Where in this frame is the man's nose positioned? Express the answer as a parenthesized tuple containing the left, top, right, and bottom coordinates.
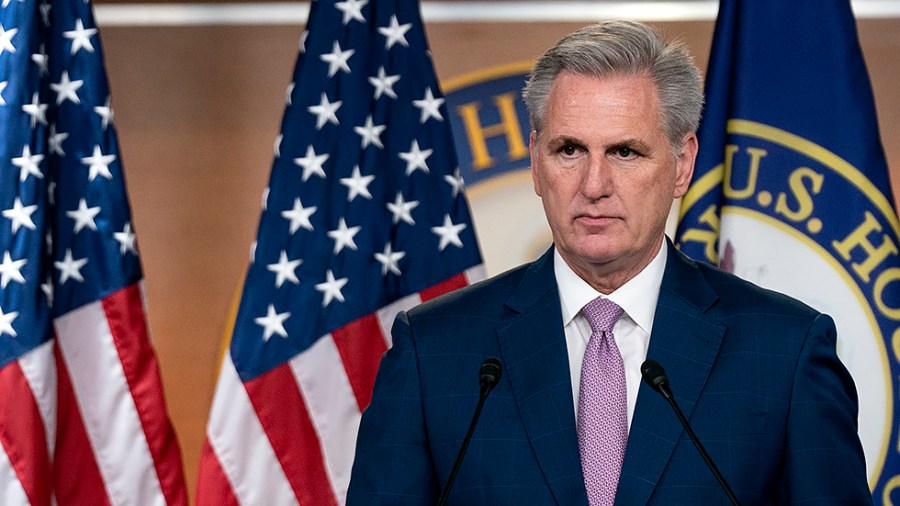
(581, 156, 613, 199)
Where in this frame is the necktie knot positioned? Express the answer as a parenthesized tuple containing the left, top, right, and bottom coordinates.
(582, 297, 623, 335)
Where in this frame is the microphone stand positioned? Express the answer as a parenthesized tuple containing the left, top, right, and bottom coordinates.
(436, 358, 501, 506)
(641, 360, 741, 506)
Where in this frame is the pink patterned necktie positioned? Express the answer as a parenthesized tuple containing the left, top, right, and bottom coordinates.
(578, 297, 627, 506)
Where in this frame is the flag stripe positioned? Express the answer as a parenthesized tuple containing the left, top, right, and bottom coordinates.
(244, 365, 338, 506)
(330, 315, 388, 410)
(53, 343, 112, 506)
(290, 335, 362, 503)
(55, 298, 165, 506)
(0, 441, 31, 506)
(101, 284, 188, 506)
(465, 265, 487, 286)
(0, 360, 51, 506)
(202, 355, 295, 505)
(195, 440, 241, 506)
(17, 341, 56, 467)
(419, 272, 469, 302)
(375, 293, 424, 349)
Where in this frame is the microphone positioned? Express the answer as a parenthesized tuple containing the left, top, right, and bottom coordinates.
(640, 360, 742, 506)
(436, 357, 502, 506)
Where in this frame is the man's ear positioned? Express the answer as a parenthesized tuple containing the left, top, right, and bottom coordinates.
(673, 132, 698, 198)
(530, 130, 542, 197)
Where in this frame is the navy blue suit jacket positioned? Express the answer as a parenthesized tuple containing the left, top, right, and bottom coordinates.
(347, 244, 871, 504)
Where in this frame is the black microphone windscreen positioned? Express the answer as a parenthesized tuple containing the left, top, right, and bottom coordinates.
(479, 357, 502, 390)
(640, 359, 668, 393)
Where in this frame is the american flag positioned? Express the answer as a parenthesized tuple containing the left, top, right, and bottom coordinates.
(195, 0, 484, 504)
(0, 0, 188, 504)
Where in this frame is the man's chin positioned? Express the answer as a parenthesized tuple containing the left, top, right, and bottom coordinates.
(560, 245, 622, 270)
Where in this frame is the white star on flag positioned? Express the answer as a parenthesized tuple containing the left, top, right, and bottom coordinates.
(50, 70, 83, 105)
(0, 251, 27, 288)
(274, 134, 283, 157)
(294, 145, 329, 181)
(285, 82, 295, 106)
(299, 31, 308, 53)
(281, 197, 317, 234)
(307, 92, 342, 129)
(354, 115, 386, 149)
(114, 223, 138, 255)
(267, 250, 302, 288)
(315, 269, 348, 307)
(2, 197, 38, 234)
(48, 124, 69, 155)
(413, 87, 445, 123)
(0, 306, 18, 338)
(12, 145, 44, 182)
(378, 14, 411, 49)
(39, 2, 50, 27)
(386, 192, 418, 225)
(63, 19, 97, 54)
(93, 96, 114, 130)
(254, 304, 290, 342)
(327, 217, 361, 254)
(432, 214, 467, 251)
(55, 248, 88, 284)
(335, 0, 368, 24)
(40, 278, 53, 307)
(261, 188, 270, 211)
(369, 67, 400, 100)
(0, 24, 17, 56)
(444, 168, 465, 198)
(339, 165, 375, 201)
(374, 242, 405, 276)
(0, 81, 7, 105)
(22, 92, 48, 127)
(320, 41, 354, 78)
(31, 46, 48, 76)
(80, 144, 116, 181)
(66, 198, 101, 233)
(399, 139, 432, 175)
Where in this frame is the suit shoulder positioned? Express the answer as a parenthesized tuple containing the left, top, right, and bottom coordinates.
(408, 262, 532, 319)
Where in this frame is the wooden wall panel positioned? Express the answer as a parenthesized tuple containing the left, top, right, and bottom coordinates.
(98, 17, 900, 497)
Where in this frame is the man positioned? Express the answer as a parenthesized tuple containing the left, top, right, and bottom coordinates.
(347, 21, 871, 504)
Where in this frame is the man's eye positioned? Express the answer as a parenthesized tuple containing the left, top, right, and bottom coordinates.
(559, 144, 578, 156)
(614, 146, 635, 158)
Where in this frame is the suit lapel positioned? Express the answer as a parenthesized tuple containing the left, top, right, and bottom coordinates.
(615, 244, 726, 505)
(497, 249, 589, 505)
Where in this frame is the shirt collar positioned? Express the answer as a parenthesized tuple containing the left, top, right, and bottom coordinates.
(554, 240, 667, 334)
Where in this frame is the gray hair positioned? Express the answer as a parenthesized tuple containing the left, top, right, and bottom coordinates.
(522, 21, 703, 146)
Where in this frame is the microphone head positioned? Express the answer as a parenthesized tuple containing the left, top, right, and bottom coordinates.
(640, 359, 669, 394)
(479, 357, 502, 392)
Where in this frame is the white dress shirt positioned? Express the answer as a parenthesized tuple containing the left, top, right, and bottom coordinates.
(554, 240, 667, 430)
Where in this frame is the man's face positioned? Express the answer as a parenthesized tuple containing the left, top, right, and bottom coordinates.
(530, 71, 697, 292)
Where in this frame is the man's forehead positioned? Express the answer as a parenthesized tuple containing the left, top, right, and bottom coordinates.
(538, 74, 664, 134)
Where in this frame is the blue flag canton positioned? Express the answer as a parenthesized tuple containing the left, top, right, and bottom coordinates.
(0, 0, 141, 368)
(230, 0, 482, 381)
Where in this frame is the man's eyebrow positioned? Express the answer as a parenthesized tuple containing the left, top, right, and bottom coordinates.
(608, 138, 653, 152)
(546, 135, 585, 147)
